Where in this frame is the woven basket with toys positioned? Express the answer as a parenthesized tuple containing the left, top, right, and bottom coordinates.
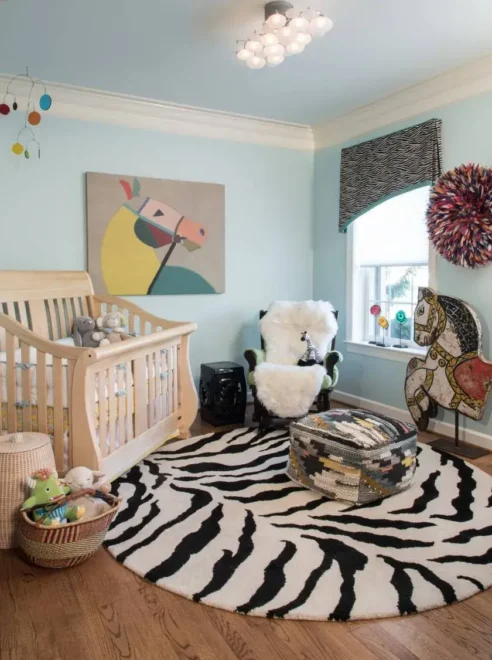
(18, 467, 120, 568)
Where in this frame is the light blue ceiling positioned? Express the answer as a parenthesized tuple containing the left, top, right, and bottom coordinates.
(0, 0, 491, 125)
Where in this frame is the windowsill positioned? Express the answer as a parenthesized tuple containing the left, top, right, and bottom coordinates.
(345, 340, 426, 363)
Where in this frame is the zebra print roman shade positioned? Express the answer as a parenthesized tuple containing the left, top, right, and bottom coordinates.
(339, 119, 442, 233)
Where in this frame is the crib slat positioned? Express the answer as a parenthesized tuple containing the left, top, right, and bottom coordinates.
(63, 298, 76, 337)
(117, 366, 125, 448)
(37, 351, 47, 433)
(46, 299, 58, 340)
(155, 350, 162, 422)
(18, 302, 29, 330)
(6, 304, 18, 349)
(134, 356, 148, 436)
(177, 345, 181, 409)
(98, 370, 107, 458)
(29, 300, 49, 338)
(108, 366, 117, 454)
(166, 349, 172, 418)
(6, 332, 16, 433)
(52, 356, 64, 469)
(128, 313, 136, 336)
(20, 342, 32, 432)
(147, 354, 154, 427)
(67, 359, 75, 469)
(126, 360, 133, 444)
(173, 345, 179, 414)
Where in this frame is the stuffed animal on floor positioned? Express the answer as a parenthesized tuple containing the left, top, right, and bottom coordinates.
(21, 468, 85, 526)
(72, 316, 100, 348)
(297, 331, 324, 367)
(93, 312, 132, 346)
(63, 466, 112, 520)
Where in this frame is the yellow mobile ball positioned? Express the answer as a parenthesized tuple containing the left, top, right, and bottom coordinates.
(12, 142, 24, 155)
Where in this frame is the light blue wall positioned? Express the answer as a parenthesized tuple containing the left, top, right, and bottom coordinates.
(313, 90, 492, 435)
(0, 117, 314, 381)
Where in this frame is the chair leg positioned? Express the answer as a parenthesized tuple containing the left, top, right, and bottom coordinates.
(317, 390, 331, 412)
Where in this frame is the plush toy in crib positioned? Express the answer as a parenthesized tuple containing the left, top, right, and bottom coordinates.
(63, 466, 112, 519)
(72, 316, 101, 348)
(21, 468, 85, 526)
(93, 312, 132, 346)
(297, 331, 324, 367)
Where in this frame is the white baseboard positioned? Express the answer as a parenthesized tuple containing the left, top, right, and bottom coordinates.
(332, 389, 492, 452)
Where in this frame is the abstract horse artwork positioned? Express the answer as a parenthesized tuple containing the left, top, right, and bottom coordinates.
(87, 173, 225, 296)
(405, 287, 492, 431)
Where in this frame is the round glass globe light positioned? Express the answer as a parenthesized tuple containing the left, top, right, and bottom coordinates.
(264, 43, 285, 57)
(261, 32, 279, 46)
(309, 15, 333, 34)
(266, 12, 287, 29)
(286, 41, 304, 55)
(267, 54, 285, 67)
(276, 25, 296, 45)
(236, 48, 252, 62)
(245, 38, 263, 53)
(247, 55, 266, 69)
(289, 16, 309, 33)
(295, 32, 312, 46)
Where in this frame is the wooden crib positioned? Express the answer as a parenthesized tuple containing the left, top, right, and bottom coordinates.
(0, 271, 198, 480)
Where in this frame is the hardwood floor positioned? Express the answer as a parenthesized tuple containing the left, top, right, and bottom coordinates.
(2, 404, 492, 660)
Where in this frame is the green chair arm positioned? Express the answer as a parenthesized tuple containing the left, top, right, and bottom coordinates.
(244, 348, 266, 373)
(324, 350, 343, 385)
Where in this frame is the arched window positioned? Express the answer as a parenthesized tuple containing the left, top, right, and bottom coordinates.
(348, 185, 435, 350)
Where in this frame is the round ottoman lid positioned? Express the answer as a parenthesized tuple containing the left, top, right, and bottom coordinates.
(291, 409, 416, 450)
(0, 432, 52, 454)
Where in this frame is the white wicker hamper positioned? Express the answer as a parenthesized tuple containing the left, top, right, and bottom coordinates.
(0, 432, 56, 549)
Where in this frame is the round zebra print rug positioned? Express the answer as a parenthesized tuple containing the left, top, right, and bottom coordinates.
(105, 427, 492, 621)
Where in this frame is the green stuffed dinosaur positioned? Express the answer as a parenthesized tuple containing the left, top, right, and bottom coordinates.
(21, 468, 85, 526)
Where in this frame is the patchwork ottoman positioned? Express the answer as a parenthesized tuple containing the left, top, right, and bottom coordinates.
(288, 409, 417, 504)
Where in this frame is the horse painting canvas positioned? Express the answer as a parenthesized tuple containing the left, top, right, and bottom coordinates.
(87, 173, 225, 296)
(405, 287, 492, 430)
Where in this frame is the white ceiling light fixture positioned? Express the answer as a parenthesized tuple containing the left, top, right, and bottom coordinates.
(236, 1, 333, 69)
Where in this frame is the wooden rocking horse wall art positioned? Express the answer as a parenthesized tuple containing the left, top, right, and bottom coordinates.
(405, 287, 492, 458)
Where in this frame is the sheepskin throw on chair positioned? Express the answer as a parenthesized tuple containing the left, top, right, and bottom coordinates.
(254, 301, 338, 418)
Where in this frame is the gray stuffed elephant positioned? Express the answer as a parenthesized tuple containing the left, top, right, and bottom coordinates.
(72, 316, 100, 348)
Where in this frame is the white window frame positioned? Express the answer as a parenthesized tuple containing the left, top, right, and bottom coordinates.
(345, 200, 437, 364)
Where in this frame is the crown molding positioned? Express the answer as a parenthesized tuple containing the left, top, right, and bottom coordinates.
(2, 53, 491, 153)
(313, 53, 492, 150)
(0, 74, 314, 151)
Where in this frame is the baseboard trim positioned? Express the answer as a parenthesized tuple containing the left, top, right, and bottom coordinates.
(332, 389, 492, 452)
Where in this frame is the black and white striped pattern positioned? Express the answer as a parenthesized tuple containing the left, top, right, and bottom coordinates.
(339, 119, 442, 232)
(105, 427, 492, 621)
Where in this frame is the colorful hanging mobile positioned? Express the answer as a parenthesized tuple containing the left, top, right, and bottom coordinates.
(378, 315, 389, 347)
(427, 163, 492, 268)
(1, 67, 52, 159)
(369, 304, 382, 345)
(393, 309, 409, 349)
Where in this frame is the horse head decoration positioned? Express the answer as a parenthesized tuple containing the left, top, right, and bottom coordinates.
(405, 287, 492, 430)
(101, 178, 209, 295)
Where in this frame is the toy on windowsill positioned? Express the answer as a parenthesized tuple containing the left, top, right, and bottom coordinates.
(378, 316, 389, 347)
(20, 468, 85, 526)
(369, 304, 387, 346)
(93, 312, 132, 346)
(297, 331, 324, 367)
(63, 467, 112, 520)
(393, 310, 409, 349)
